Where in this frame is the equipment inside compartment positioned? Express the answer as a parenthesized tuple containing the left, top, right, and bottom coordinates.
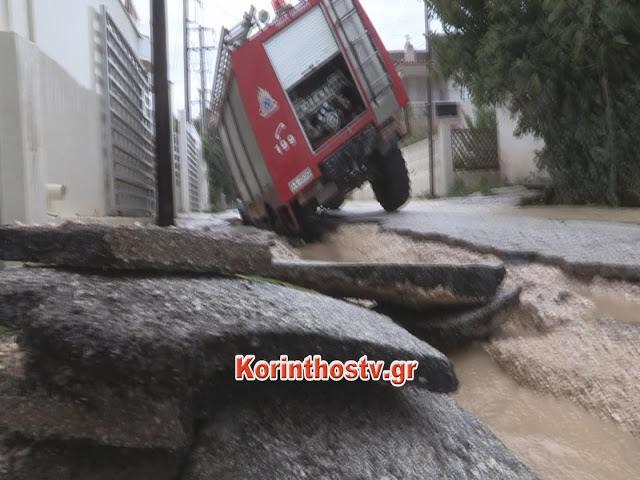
(287, 55, 366, 151)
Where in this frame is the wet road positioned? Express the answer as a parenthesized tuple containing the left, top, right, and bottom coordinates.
(328, 191, 640, 278)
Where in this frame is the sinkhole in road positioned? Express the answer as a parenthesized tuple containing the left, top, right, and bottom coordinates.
(274, 223, 640, 480)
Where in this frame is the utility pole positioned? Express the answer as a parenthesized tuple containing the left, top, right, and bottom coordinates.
(152, 0, 175, 226)
(187, 25, 215, 137)
(183, 0, 191, 123)
(184, 0, 215, 135)
(199, 26, 207, 137)
(425, 1, 435, 197)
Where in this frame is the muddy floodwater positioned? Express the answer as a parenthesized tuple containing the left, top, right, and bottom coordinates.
(277, 222, 640, 480)
(450, 345, 640, 480)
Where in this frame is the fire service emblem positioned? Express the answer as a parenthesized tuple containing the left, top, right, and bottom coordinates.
(258, 87, 279, 118)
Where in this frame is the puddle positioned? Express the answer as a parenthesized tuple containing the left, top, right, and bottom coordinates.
(450, 345, 640, 480)
(581, 289, 640, 325)
(499, 205, 640, 225)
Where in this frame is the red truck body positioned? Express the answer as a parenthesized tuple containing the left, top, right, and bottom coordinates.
(212, 0, 410, 235)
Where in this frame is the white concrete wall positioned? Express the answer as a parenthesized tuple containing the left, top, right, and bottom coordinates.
(496, 106, 545, 183)
(0, 0, 149, 224)
(0, 1, 7, 30)
(0, 32, 106, 223)
(0, 32, 46, 223)
(351, 182, 375, 201)
(0, 0, 32, 38)
(403, 138, 430, 197)
(29, 0, 140, 90)
(2, 0, 141, 89)
(200, 158, 210, 212)
(433, 118, 457, 197)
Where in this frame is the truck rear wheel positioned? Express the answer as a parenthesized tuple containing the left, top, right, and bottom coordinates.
(370, 146, 410, 212)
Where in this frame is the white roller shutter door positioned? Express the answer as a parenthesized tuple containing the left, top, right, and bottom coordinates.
(264, 7, 340, 90)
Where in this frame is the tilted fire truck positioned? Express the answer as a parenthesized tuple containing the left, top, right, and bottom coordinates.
(211, 0, 411, 237)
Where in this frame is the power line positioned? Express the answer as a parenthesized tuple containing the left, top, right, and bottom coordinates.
(184, 0, 216, 136)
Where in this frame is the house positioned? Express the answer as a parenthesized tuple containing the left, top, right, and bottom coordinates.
(389, 38, 474, 118)
(0, 0, 208, 224)
(352, 37, 542, 200)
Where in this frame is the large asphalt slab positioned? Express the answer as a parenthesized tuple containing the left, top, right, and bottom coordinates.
(332, 199, 640, 280)
(269, 260, 506, 308)
(0, 222, 274, 275)
(183, 381, 536, 480)
(0, 267, 457, 394)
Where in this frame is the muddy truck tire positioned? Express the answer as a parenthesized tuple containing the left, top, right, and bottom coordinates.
(370, 146, 411, 212)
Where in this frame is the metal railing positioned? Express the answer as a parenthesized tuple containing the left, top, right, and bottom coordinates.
(101, 6, 156, 216)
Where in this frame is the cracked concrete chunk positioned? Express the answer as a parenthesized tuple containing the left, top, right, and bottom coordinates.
(269, 260, 506, 308)
(182, 382, 536, 480)
(0, 223, 273, 275)
(379, 288, 522, 350)
(0, 268, 457, 394)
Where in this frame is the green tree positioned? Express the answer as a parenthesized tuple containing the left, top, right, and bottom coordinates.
(427, 0, 640, 206)
(202, 136, 235, 212)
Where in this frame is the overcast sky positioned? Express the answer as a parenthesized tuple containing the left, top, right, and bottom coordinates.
(133, 0, 429, 113)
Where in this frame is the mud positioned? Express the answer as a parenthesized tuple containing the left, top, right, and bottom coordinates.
(451, 345, 640, 480)
(293, 224, 500, 265)
(273, 223, 640, 479)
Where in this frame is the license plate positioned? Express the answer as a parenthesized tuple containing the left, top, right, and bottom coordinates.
(289, 168, 314, 193)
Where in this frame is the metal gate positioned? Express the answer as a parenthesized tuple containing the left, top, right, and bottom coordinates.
(451, 128, 499, 170)
(101, 6, 156, 216)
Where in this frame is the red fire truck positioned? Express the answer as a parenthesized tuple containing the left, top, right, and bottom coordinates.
(211, 0, 411, 237)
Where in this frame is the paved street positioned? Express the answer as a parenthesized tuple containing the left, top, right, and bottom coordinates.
(329, 188, 640, 279)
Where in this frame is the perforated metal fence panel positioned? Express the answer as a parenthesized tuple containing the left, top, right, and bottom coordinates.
(186, 126, 202, 212)
(173, 126, 183, 212)
(101, 6, 156, 216)
(452, 128, 499, 171)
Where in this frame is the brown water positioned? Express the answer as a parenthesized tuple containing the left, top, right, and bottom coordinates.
(450, 345, 640, 480)
(583, 290, 640, 325)
(285, 224, 640, 479)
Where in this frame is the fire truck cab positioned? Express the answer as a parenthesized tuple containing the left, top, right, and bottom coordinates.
(211, 0, 411, 237)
